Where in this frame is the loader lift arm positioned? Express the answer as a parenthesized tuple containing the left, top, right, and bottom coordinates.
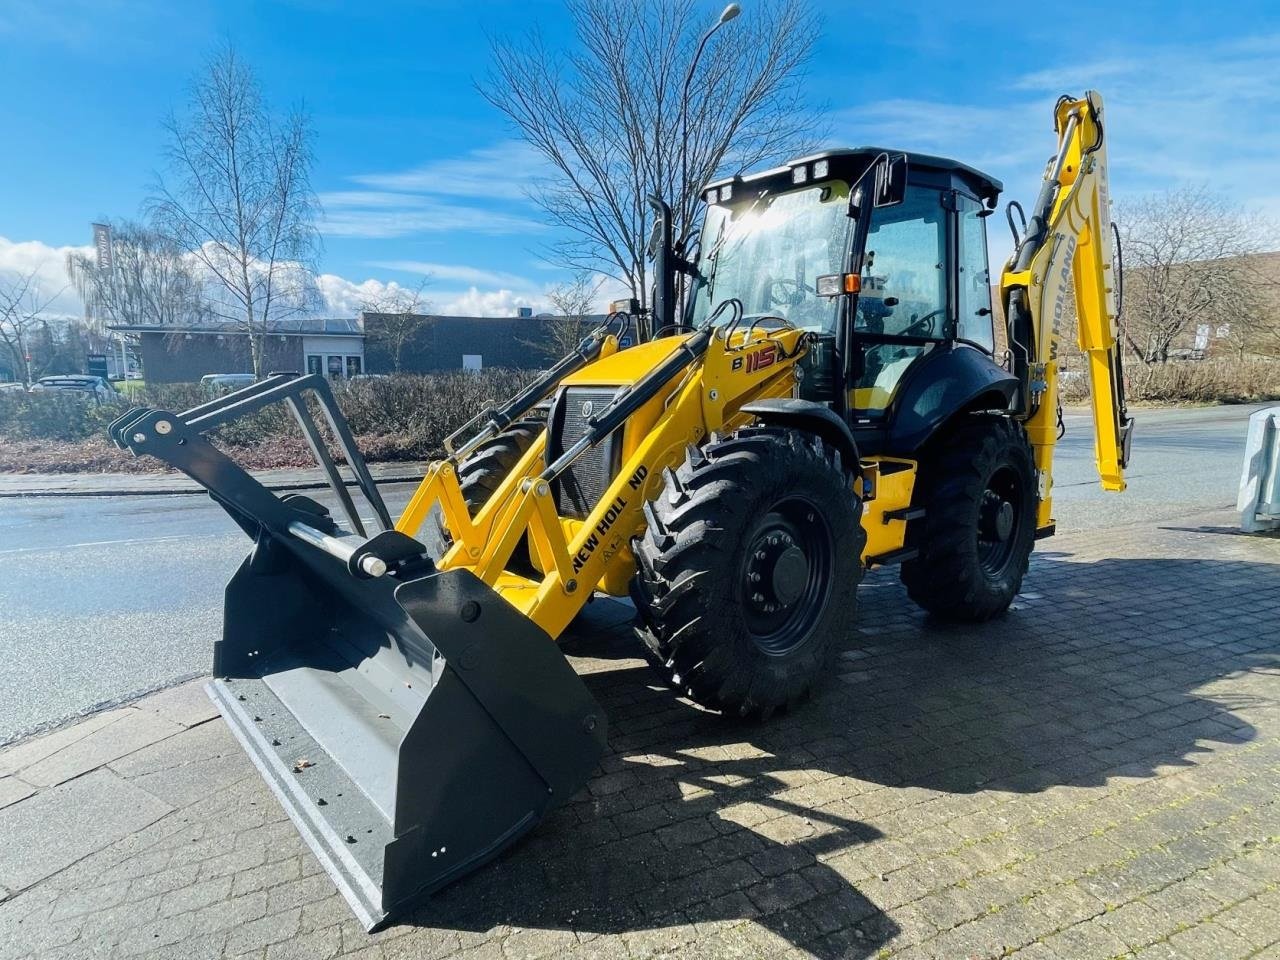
(1000, 90, 1133, 530)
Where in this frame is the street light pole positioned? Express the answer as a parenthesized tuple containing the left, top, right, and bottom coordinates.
(679, 3, 741, 246)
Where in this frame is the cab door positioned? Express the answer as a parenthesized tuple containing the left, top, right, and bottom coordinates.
(848, 184, 950, 419)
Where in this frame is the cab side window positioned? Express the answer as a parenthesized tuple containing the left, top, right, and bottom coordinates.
(956, 194, 995, 351)
(856, 187, 946, 339)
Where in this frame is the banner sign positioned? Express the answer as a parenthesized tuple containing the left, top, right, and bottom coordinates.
(92, 223, 113, 271)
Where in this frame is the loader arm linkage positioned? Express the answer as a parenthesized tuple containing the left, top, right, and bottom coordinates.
(399, 322, 804, 638)
(1001, 90, 1133, 527)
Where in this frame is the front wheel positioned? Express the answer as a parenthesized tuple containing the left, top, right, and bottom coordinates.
(439, 419, 542, 570)
(631, 427, 865, 719)
(900, 416, 1037, 621)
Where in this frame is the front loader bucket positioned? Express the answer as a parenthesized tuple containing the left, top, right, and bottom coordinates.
(209, 536, 607, 930)
(108, 379, 606, 930)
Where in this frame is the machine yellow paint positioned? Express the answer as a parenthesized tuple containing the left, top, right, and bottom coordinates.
(1000, 92, 1129, 531)
(396, 323, 898, 641)
(396, 91, 1127, 652)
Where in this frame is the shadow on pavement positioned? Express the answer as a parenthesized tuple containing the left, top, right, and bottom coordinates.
(401, 554, 1276, 958)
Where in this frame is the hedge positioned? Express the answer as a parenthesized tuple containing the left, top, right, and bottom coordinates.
(0, 370, 543, 458)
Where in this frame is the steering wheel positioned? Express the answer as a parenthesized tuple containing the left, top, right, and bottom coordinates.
(766, 278, 812, 307)
(904, 308, 945, 338)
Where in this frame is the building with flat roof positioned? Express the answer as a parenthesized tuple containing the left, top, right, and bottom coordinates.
(106, 318, 365, 383)
(107, 311, 619, 383)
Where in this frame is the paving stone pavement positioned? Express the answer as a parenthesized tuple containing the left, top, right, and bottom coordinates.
(1, 509, 1278, 959)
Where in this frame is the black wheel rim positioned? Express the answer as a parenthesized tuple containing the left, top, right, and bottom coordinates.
(976, 464, 1024, 577)
(740, 496, 835, 656)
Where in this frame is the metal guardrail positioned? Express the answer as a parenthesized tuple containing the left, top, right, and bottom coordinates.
(1238, 406, 1280, 533)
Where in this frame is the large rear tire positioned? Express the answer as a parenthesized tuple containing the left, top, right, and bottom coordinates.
(631, 427, 865, 719)
(900, 416, 1037, 622)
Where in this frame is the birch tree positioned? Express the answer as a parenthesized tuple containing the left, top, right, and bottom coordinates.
(149, 45, 321, 376)
(360, 279, 433, 373)
(0, 265, 63, 384)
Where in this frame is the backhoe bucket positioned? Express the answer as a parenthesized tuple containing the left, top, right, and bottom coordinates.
(209, 536, 607, 930)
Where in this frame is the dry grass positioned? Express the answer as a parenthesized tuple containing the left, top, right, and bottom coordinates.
(1058, 358, 1279, 405)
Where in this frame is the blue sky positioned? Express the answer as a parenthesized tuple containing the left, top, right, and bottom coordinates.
(1, 0, 1277, 318)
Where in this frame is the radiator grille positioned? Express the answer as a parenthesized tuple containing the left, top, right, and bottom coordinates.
(552, 387, 622, 520)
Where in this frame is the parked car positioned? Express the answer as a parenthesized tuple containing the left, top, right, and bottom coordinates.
(200, 373, 256, 393)
(29, 375, 119, 403)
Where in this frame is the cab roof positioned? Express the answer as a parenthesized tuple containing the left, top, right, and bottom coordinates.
(705, 147, 1003, 207)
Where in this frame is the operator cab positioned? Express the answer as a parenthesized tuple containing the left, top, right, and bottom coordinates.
(692, 148, 1012, 456)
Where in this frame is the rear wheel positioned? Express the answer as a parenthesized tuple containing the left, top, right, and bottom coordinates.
(900, 416, 1037, 621)
(631, 427, 865, 719)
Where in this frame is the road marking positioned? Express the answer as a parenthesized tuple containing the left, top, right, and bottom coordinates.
(0, 534, 217, 557)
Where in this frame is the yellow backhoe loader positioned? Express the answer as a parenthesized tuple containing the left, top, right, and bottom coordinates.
(112, 91, 1131, 930)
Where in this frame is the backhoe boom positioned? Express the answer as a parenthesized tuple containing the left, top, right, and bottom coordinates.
(1001, 90, 1133, 528)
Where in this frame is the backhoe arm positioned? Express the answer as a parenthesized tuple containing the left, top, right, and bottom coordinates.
(1001, 90, 1133, 527)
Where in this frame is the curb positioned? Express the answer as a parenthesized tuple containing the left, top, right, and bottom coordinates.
(0, 472, 425, 499)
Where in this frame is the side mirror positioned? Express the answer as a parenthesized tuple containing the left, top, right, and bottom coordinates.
(848, 153, 908, 218)
(873, 153, 908, 207)
(646, 218, 663, 259)
(646, 194, 675, 337)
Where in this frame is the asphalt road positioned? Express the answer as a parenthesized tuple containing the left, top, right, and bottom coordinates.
(0, 402, 1270, 744)
(1052, 402, 1264, 532)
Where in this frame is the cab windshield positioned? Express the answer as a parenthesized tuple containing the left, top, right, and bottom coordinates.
(689, 183, 851, 333)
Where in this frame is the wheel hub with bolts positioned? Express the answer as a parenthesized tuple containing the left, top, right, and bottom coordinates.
(740, 500, 834, 656)
(746, 528, 809, 613)
(979, 489, 1015, 542)
(975, 463, 1025, 577)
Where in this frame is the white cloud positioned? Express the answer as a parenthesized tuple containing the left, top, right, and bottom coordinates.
(1, 238, 632, 352)
(0, 236, 90, 320)
(319, 201, 545, 239)
(320, 140, 553, 241)
(368, 260, 533, 288)
(2, 233, 591, 325)
(314, 274, 424, 316)
(349, 141, 546, 200)
(435, 287, 549, 317)
(315, 273, 551, 318)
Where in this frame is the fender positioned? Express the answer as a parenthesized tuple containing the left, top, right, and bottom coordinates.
(887, 343, 1020, 454)
(740, 398, 860, 468)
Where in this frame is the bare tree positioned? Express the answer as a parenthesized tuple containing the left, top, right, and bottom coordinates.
(360, 279, 433, 373)
(1118, 185, 1275, 363)
(527, 273, 603, 361)
(482, 0, 819, 308)
(149, 45, 321, 376)
(66, 220, 206, 334)
(0, 265, 64, 384)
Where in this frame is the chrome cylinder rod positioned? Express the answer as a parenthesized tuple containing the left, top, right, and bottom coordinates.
(288, 521, 387, 578)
